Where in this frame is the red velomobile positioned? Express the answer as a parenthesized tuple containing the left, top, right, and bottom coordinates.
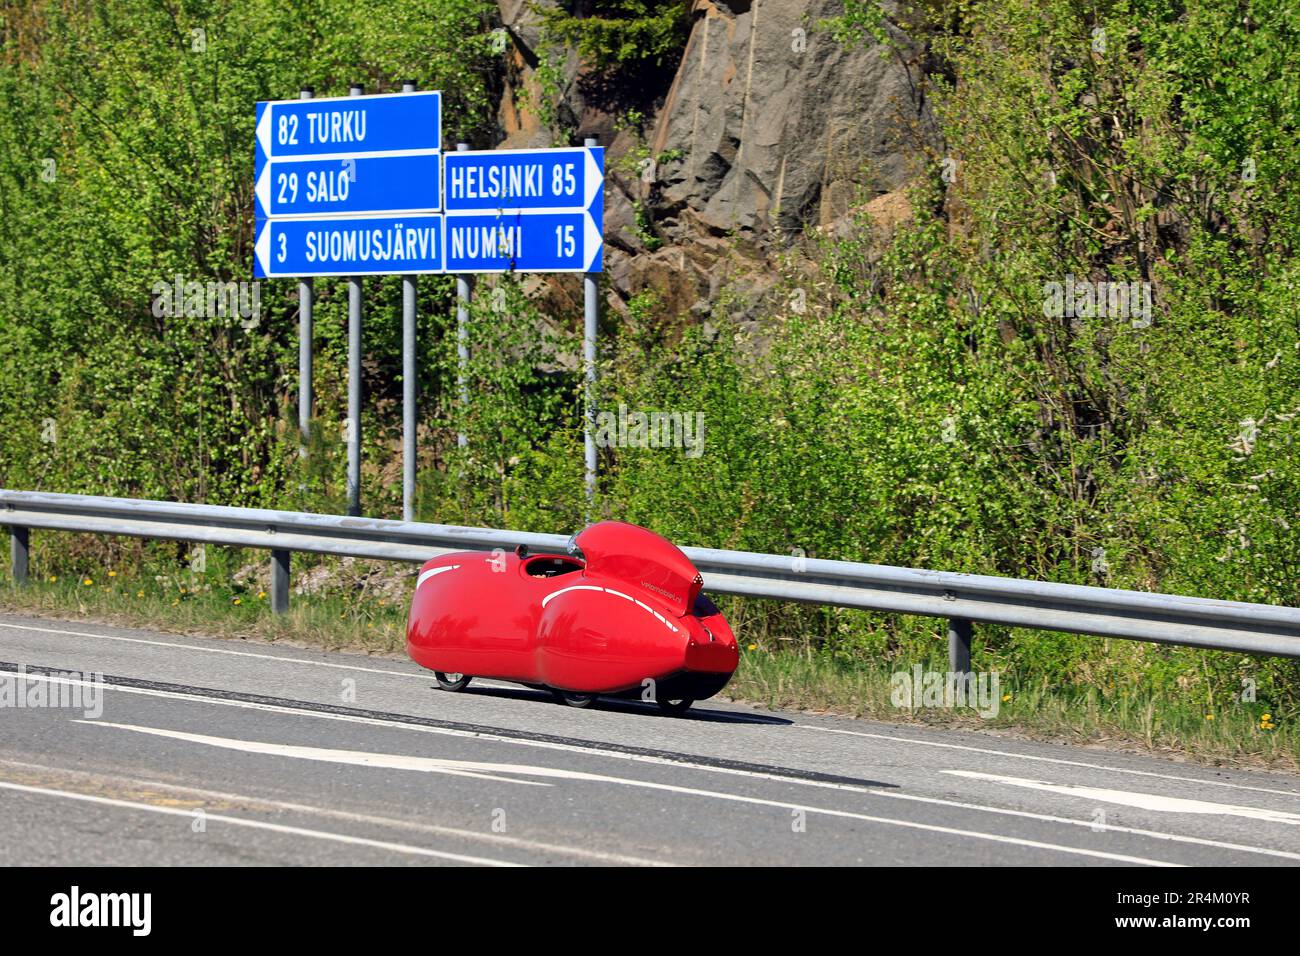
(406, 521, 738, 715)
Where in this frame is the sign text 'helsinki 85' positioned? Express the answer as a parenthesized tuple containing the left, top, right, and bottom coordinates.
(253, 90, 604, 278)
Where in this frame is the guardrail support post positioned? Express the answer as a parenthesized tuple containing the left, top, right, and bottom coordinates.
(271, 549, 290, 615)
(948, 617, 972, 676)
(10, 526, 29, 586)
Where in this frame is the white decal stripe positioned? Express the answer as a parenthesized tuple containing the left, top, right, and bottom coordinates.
(416, 565, 460, 589)
(540, 585, 677, 632)
(539, 585, 604, 608)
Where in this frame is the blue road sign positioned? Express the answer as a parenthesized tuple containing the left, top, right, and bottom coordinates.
(255, 91, 441, 159)
(443, 147, 603, 273)
(443, 210, 600, 273)
(254, 214, 443, 278)
(255, 153, 441, 218)
(444, 147, 601, 212)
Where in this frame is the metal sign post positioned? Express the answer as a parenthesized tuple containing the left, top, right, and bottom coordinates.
(345, 84, 364, 516)
(401, 81, 418, 521)
(583, 137, 600, 507)
(455, 143, 471, 450)
(297, 87, 314, 456)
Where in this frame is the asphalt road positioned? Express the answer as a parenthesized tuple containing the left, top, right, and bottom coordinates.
(0, 610, 1297, 867)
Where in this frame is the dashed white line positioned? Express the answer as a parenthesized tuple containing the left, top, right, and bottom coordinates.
(799, 724, 1300, 799)
(945, 771, 1300, 825)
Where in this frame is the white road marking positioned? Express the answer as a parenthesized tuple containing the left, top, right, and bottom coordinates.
(0, 757, 672, 866)
(83, 721, 1179, 866)
(3, 620, 1284, 808)
(800, 724, 1300, 799)
(0, 620, 519, 690)
(945, 771, 1300, 825)
(0, 779, 520, 866)
(8, 669, 1295, 861)
(0, 620, 426, 678)
(77, 720, 552, 787)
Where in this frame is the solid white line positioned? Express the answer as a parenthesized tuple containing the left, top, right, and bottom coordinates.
(0, 620, 427, 679)
(0, 780, 520, 866)
(81, 721, 1179, 867)
(0, 756, 671, 867)
(0, 620, 523, 692)
(799, 724, 1300, 799)
(8, 669, 1290, 861)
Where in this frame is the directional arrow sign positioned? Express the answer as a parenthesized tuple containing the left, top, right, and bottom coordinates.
(255, 91, 441, 160)
(443, 146, 603, 273)
(444, 146, 602, 212)
(255, 153, 441, 218)
(443, 210, 600, 273)
(254, 214, 443, 278)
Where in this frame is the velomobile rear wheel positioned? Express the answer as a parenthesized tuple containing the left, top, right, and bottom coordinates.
(656, 697, 695, 717)
(435, 672, 472, 692)
(552, 689, 598, 708)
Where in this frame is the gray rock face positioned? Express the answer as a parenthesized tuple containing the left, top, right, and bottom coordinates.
(649, 0, 934, 243)
(492, 0, 935, 318)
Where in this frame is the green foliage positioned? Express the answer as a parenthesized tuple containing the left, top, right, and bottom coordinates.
(587, 0, 1300, 724)
(1, 0, 1297, 742)
(534, 1, 691, 70)
(0, 0, 497, 514)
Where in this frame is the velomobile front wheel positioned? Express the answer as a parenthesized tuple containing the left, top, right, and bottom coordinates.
(435, 672, 472, 692)
(552, 689, 598, 708)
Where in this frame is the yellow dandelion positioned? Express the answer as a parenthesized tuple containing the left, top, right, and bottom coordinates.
(47, 575, 57, 583)
(257, 591, 266, 599)
(1261, 713, 1272, 721)
(1002, 694, 1012, 702)
(82, 577, 93, 586)
(232, 597, 242, 605)
(107, 570, 116, 578)
(747, 643, 758, 651)
(1205, 713, 1215, 721)
(136, 590, 144, 598)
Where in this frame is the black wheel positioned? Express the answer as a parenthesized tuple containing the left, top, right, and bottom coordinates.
(435, 671, 472, 692)
(552, 689, 598, 708)
(656, 697, 695, 717)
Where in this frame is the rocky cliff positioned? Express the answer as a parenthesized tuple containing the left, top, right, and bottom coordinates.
(494, 1, 936, 323)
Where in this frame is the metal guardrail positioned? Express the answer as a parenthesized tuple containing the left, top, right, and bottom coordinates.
(3, 489, 1300, 669)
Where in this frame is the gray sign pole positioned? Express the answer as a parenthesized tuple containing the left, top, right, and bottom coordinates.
(455, 142, 471, 449)
(346, 83, 364, 516)
(401, 81, 419, 521)
(297, 87, 314, 455)
(583, 137, 600, 507)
